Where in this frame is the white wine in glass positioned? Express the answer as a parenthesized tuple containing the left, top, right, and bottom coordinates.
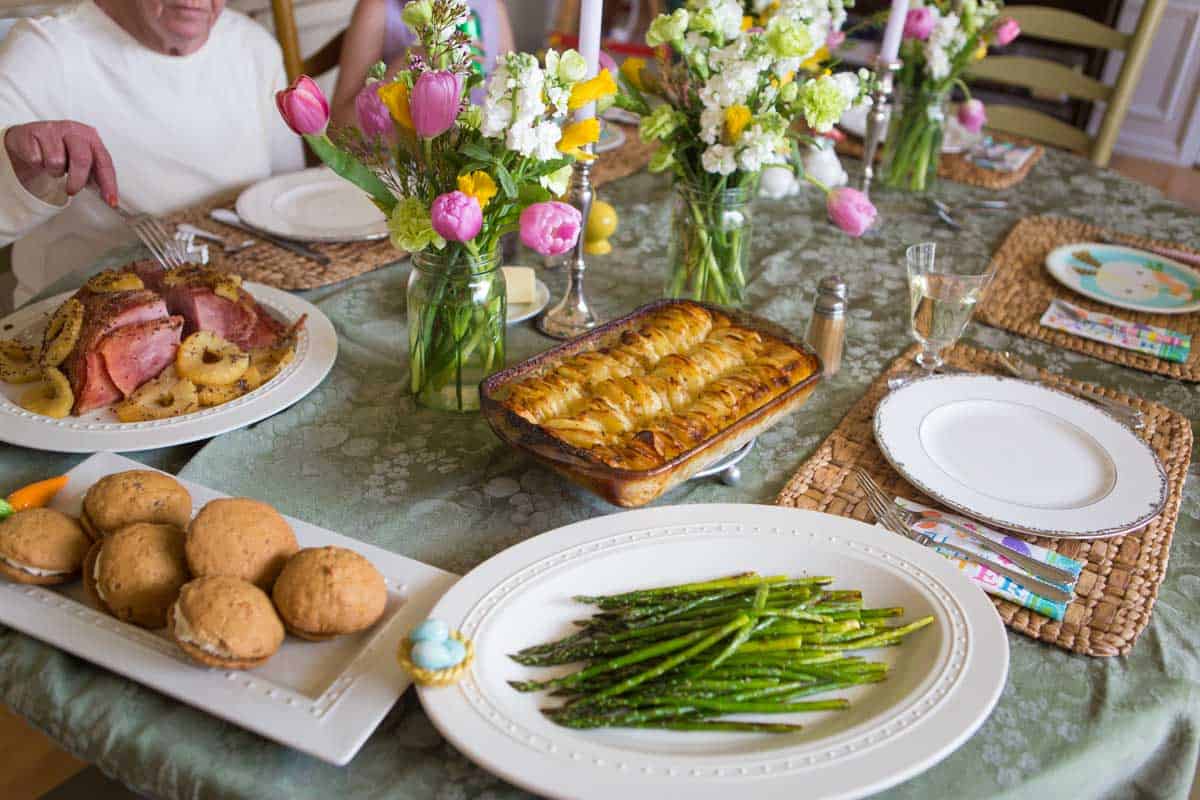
(906, 243, 993, 371)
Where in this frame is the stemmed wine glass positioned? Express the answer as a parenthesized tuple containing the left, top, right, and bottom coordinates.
(905, 242, 994, 374)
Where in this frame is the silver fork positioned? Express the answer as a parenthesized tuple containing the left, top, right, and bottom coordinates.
(115, 206, 188, 269)
(996, 351, 1145, 431)
(854, 468, 1074, 602)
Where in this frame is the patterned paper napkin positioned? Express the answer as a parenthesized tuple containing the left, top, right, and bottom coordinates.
(895, 499, 1084, 621)
(1041, 299, 1192, 363)
(966, 136, 1038, 172)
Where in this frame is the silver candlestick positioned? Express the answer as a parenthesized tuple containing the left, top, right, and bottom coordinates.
(859, 58, 901, 197)
(537, 143, 599, 339)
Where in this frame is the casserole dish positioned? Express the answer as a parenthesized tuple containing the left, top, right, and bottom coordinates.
(480, 300, 823, 507)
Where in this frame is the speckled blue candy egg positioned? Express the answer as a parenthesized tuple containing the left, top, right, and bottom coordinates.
(410, 618, 449, 644)
(441, 637, 467, 667)
(411, 640, 455, 670)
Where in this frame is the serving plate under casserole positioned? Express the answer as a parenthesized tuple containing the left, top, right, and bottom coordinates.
(480, 300, 823, 506)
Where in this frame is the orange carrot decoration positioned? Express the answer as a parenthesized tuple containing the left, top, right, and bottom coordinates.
(7, 475, 69, 512)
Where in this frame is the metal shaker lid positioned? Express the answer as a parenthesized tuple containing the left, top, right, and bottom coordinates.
(814, 275, 847, 316)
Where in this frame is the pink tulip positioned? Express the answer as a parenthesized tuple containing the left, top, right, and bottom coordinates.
(356, 82, 393, 139)
(957, 99, 987, 134)
(519, 201, 581, 256)
(993, 17, 1020, 46)
(430, 191, 482, 242)
(276, 75, 330, 136)
(826, 30, 846, 50)
(827, 187, 876, 237)
(599, 51, 618, 76)
(410, 70, 463, 139)
(903, 7, 937, 41)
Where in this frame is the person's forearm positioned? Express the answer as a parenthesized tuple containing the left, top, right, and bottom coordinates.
(0, 127, 67, 245)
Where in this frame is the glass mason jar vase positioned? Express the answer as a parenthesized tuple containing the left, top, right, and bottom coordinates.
(406, 248, 506, 412)
(665, 182, 753, 307)
(879, 87, 948, 194)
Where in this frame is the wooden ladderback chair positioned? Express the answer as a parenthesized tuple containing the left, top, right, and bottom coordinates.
(271, 0, 346, 82)
(965, 2, 1167, 167)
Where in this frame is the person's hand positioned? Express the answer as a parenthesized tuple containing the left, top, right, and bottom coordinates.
(4, 121, 119, 206)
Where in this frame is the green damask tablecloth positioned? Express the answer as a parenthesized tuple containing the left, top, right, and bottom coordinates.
(1, 148, 1198, 800)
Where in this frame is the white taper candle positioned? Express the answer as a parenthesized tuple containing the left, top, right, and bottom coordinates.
(879, 0, 910, 63)
(576, 0, 603, 120)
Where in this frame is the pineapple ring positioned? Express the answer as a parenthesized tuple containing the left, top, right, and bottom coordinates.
(175, 331, 249, 386)
(40, 299, 84, 367)
(85, 270, 143, 293)
(19, 368, 74, 418)
(197, 379, 249, 407)
(162, 267, 242, 303)
(0, 340, 42, 384)
(247, 343, 295, 389)
(115, 367, 199, 422)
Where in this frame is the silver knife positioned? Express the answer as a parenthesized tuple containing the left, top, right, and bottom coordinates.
(209, 208, 330, 266)
(932, 512, 1078, 586)
(924, 536, 1074, 603)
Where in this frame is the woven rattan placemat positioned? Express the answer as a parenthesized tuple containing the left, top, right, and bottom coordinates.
(977, 216, 1200, 381)
(836, 135, 1043, 190)
(776, 342, 1191, 657)
(165, 192, 401, 291)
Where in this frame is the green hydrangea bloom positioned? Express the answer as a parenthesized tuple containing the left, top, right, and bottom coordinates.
(556, 50, 588, 83)
(400, 0, 433, 28)
(646, 9, 689, 47)
(539, 163, 573, 196)
(765, 17, 813, 59)
(639, 105, 682, 142)
(648, 145, 677, 173)
(389, 197, 445, 253)
(798, 74, 850, 133)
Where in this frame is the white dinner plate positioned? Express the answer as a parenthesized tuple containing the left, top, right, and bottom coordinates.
(838, 106, 982, 154)
(875, 374, 1167, 539)
(1045, 242, 1200, 315)
(0, 452, 458, 765)
(507, 279, 551, 325)
(419, 503, 1009, 800)
(236, 167, 389, 243)
(0, 283, 337, 453)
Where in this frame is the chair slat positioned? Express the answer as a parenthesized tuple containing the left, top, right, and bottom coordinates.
(982, 105, 1093, 155)
(1005, 6, 1130, 51)
(967, 56, 1113, 102)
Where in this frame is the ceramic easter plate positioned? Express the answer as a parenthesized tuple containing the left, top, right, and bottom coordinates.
(418, 503, 1008, 800)
(596, 122, 627, 154)
(237, 167, 389, 243)
(0, 284, 337, 453)
(508, 279, 551, 325)
(875, 374, 1167, 539)
(1045, 242, 1200, 314)
(838, 105, 982, 154)
(0, 452, 458, 765)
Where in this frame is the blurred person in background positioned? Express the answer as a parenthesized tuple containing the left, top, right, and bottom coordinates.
(0, 0, 304, 306)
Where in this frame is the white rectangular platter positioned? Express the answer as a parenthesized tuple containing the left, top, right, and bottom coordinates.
(0, 452, 458, 765)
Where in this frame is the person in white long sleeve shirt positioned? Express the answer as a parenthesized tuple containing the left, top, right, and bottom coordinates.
(0, 0, 305, 307)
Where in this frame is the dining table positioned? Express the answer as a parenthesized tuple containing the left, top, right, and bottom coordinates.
(0, 146, 1198, 800)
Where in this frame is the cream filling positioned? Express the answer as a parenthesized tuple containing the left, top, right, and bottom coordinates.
(92, 549, 110, 606)
(172, 602, 236, 660)
(1, 555, 71, 577)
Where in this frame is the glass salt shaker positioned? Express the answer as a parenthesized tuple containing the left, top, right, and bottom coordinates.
(805, 275, 847, 377)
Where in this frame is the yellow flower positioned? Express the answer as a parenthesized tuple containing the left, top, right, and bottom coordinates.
(781, 70, 795, 85)
(757, 1, 779, 26)
(457, 171, 497, 210)
(974, 43, 988, 61)
(723, 105, 752, 145)
(800, 46, 829, 73)
(377, 81, 412, 129)
(568, 69, 618, 111)
(557, 118, 601, 160)
(619, 57, 647, 92)
(741, 15, 753, 30)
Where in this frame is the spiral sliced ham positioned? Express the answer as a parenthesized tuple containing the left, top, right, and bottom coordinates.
(58, 261, 296, 414)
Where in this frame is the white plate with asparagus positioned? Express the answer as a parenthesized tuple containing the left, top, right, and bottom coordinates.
(418, 504, 1008, 800)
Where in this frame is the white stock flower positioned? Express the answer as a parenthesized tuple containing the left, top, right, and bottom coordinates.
(701, 144, 737, 175)
(532, 120, 562, 160)
(699, 107, 724, 144)
(481, 99, 512, 138)
(735, 125, 785, 172)
(925, 13, 966, 80)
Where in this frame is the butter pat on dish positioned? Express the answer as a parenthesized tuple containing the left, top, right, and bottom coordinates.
(502, 266, 537, 304)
